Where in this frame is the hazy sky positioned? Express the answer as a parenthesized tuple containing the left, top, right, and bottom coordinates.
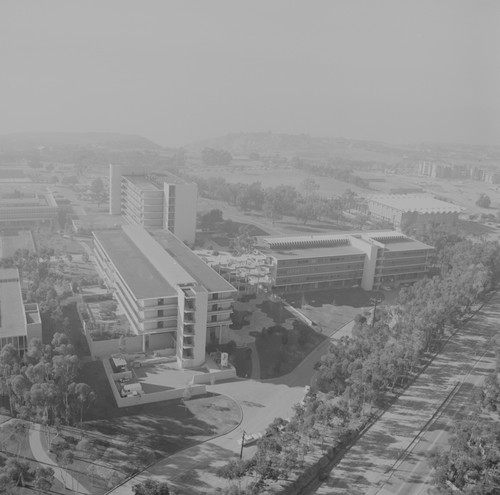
(2, 1, 499, 147)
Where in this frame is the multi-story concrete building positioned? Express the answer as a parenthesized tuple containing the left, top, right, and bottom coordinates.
(93, 225, 236, 369)
(256, 231, 434, 293)
(0, 192, 58, 228)
(108, 164, 197, 244)
(0, 268, 42, 354)
(366, 194, 461, 233)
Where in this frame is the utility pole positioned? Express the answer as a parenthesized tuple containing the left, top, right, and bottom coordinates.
(370, 297, 382, 328)
(239, 430, 246, 459)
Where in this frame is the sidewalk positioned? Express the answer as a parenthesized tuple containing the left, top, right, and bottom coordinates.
(28, 423, 89, 494)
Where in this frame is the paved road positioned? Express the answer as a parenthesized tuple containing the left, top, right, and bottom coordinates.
(372, 341, 497, 495)
(29, 422, 90, 494)
(311, 294, 500, 495)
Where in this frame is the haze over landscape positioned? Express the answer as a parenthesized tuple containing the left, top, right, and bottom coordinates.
(2, 0, 500, 147)
(3, 2, 500, 495)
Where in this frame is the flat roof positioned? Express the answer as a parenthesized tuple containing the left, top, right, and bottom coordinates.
(0, 193, 55, 207)
(122, 172, 189, 191)
(151, 230, 236, 293)
(257, 230, 434, 259)
(368, 194, 462, 214)
(361, 231, 434, 252)
(0, 268, 26, 338)
(258, 244, 365, 260)
(94, 230, 178, 299)
(382, 241, 434, 252)
(122, 175, 162, 191)
(261, 233, 351, 250)
(0, 230, 35, 259)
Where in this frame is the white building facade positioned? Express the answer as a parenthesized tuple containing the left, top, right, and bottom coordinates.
(257, 231, 434, 292)
(93, 225, 236, 368)
(108, 164, 197, 244)
(0, 268, 42, 354)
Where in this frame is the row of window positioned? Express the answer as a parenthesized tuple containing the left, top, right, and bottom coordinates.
(277, 263, 364, 275)
(279, 255, 364, 266)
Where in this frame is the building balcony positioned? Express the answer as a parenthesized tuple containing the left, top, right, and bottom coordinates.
(207, 307, 232, 315)
(139, 302, 177, 310)
(206, 317, 232, 326)
(208, 295, 234, 304)
(183, 325, 194, 335)
(138, 314, 177, 323)
(183, 290, 196, 300)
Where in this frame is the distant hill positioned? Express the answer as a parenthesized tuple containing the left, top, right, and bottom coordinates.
(184, 132, 408, 163)
(0, 132, 163, 151)
(185, 132, 500, 166)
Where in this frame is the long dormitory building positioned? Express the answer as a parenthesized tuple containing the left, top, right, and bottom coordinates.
(93, 225, 236, 369)
(256, 231, 434, 293)
(0, 268, 42, 354)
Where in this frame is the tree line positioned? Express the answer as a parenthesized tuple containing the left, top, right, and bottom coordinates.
(187, 174, 365, 226)
(292, 158, 370, 189)
(0, 334, 94, 428)
(214, 238, 500, 494)
(429, 335, 500, 494)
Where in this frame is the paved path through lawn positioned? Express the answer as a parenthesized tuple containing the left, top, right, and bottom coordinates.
(107, 317, 358, 494)
(28, 422, 89, 494)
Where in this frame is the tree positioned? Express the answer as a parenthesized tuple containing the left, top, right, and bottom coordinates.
(430, 419, 500, 494)
(301, 177, 319, 196)
(231, 226, 256, 256)
(132, 479, 171, 495)
(90, 177, 106, 207)
(201, 148, 232, 167)
(32, 466, 55, 494)
(476, 193, 491, 208)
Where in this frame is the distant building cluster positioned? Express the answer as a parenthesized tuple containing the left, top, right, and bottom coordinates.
(417, 161, 500, 184)
(256, 231, 434, 292)
(0, 268, 42, 355)
(108, 164, 197, 244)
(366, 194, 462, 232)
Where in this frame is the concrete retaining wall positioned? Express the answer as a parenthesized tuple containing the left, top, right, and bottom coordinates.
(191, 367, 236, 384)
(102, 358, 206, 408)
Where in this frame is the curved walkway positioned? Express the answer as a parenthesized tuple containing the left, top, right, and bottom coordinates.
(28, 422, 89, 494)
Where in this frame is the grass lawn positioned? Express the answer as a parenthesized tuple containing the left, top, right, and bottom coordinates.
(283, 288, 386, 335)
(0, 420, 68, 495)
(253, 320, 326, 379)
(33, 360, 243, 494)
(80, 360, 241, 453)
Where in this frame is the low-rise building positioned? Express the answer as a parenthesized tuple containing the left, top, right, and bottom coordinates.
(256, 231, 434, 292)
(0, 268, 42, 354)
(366, 194, 461, 233)
(0, 192, 58, 228)
(93, 225, 236, 369)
